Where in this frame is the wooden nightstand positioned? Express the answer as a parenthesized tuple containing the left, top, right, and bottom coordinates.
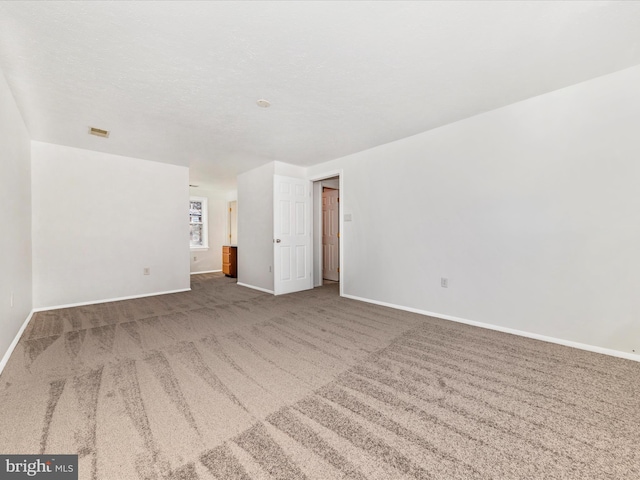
(222, 246, 237, 278)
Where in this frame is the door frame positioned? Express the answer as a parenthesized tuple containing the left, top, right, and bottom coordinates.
(310, 169, 344, 296)
(321, 186, 340, 282)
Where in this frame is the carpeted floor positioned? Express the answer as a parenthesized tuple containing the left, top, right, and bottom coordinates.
(1, 273, 639, 479)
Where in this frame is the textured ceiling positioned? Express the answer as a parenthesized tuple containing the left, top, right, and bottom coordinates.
(1, 1, 640, 190)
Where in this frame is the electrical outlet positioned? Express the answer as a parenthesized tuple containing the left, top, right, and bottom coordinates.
(143, 267, 150, 275)
(441, 277, 448, 288)
(193, 256, 197, 261)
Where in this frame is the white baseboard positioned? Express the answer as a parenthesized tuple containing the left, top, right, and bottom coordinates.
(33, 288, 192, 312)
(0, 309, 34, 377)
(191, 270, 222, 275)
(237, 282, 274, 294)
(342, 293, 640, 363)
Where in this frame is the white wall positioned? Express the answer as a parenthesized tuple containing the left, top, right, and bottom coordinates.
(0, 68, 32, 360)
(273, 161, 307, 178)
(226, 190, 238, 203)
(189, 186, 228, 274)
(237, 162, 275, 291)
(321, 178, 339, 189)
(32, 142, 190, 308)
(308, 65, 640, 356)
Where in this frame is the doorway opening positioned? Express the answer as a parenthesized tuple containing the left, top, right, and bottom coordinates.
(312, 174, 341, 290)
(322, 185, 339, 283)
(227, 200, 237, 246)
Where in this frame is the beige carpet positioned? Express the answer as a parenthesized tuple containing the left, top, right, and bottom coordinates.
(1, 273, 639, 479)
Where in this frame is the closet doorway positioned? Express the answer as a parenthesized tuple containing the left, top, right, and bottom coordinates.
(322, 186, 340, 282)
(312, 174, 341, 289)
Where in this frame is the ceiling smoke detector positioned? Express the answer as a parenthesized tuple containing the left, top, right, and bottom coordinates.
(89, 127, 109, 138)
(256, 99, 271, 108)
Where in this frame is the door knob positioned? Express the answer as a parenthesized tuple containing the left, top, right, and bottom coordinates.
(275, 239, 281, 243)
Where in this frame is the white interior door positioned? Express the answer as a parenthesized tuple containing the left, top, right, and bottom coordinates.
(322, 188, 340, 281)
(274, 175, 313, 295)
(228, 200, 237, 245)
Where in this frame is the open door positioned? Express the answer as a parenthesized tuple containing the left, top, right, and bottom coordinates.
(228, 200, 237, 245)
(322, 188, 340, 281)
(274, 175, 313, 295)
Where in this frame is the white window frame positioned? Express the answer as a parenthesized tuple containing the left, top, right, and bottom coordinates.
(189, 196, 209, 250)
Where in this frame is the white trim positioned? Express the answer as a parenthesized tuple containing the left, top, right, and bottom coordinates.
(308, 169, 343, 182)
(237, 282, 274, 294)
(0, 309, 34, 377)
(338, 173, 344, 297)
(190, 270, 222, 275)
(309, 169, 344, 297)
(33, 288, 192, 312)
(342, 293, 640, 363)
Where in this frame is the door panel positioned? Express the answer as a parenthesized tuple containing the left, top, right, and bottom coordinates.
(280, 246, 291, 281)
(295, 202, 305, 234)
(296, 245, 306, 278)
(274, 175, 313, 295)
(279, 201, 291, 234)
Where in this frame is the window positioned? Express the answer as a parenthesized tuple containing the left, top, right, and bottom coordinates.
(189, 196, 208, 249)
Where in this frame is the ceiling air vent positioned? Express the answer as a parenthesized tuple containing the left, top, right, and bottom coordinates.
(89, 127, 109, 138)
